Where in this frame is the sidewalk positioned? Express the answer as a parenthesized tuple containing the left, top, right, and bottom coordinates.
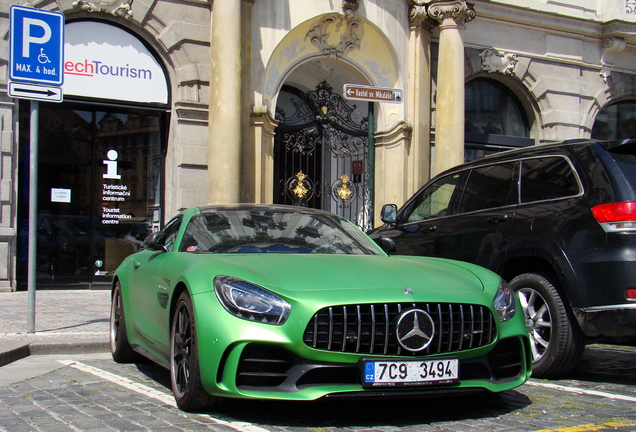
(0, 289, 111, 367)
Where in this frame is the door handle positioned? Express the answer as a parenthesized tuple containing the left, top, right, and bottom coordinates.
(133, 261, 141, 268)
(487, 214, 510, 224)
(420, 225, 438, 233)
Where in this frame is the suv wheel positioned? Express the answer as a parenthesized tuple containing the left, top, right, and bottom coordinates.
(510, 272, 585, 378)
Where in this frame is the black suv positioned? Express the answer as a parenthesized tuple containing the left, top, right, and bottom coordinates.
(370, 139, 636, 378)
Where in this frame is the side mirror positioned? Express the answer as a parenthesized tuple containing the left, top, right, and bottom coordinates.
(144, 231, 168, 252)
(376, 237, 397, 255)
(380, 204, 397, 224)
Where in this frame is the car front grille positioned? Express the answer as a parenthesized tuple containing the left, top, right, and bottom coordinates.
(303, 302, 496, 356)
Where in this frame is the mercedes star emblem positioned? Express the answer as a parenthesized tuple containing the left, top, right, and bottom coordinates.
(395, 309, 435, 352)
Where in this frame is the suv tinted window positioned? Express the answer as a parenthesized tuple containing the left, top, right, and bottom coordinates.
(459, 162, 517, 213)
(520, 157, 579, 203)
(608, 150, 636, 186)
(404, 173, 460, 222)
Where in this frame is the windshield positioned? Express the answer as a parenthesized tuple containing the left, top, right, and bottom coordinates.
(178, 209, 381, 255)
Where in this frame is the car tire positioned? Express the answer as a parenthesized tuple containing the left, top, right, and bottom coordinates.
(510, 272, 585, 378)
(110, 281, 138, 363)
(170, 291, 217, 411)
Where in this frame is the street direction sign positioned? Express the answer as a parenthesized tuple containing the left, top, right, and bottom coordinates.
(343, 84, 403, 104)
(9, 5, 65, 86)
(8, 81, 63, 102)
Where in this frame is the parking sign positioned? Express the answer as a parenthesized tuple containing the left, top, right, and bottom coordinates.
(9, 5, 64, 86)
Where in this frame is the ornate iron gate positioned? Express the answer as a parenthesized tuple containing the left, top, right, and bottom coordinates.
(274, 81, 370, 229)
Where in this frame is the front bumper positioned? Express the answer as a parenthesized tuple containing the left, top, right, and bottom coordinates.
(193, 293, 531, 400)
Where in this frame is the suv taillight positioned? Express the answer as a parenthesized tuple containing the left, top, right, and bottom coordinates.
(592, 202, 636, 232)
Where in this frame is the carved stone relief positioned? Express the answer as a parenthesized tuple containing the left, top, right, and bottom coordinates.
(305, 13, 364, 59)
(72, 0, 133, 18)
(600, 36, 626, 83)
(480, 50, 518, 75)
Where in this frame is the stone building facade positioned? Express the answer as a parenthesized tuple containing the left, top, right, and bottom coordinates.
(1, 0, 635, 291)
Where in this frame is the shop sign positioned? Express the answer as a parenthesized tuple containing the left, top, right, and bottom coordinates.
(64, 21, 168, 105)
(51, 188, 71, 203)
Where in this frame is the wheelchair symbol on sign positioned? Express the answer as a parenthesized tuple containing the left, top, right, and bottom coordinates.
(38, 48, 51, 64)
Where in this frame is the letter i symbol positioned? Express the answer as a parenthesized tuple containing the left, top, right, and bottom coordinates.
(103, 150, 121, 179)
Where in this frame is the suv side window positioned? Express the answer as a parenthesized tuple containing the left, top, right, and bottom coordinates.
(520, 156, 580, 203)
(458, 162, 517, 213)
(403, 173, 461, 223)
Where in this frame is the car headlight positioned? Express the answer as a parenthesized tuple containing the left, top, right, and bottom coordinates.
(493, 278, 516, 322)
(213, 276, 291, 325)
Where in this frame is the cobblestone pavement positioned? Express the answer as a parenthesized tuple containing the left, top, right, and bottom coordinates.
(1, 345, 635, 432)
(0, 290, 110, 342)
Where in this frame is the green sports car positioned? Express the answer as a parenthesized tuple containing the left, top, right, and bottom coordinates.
(110, 204, 531, 411)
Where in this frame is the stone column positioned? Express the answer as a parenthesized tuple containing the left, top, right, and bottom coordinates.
(407, 2, 434, 193)
(208, 0, 242, 204)
(429, 0, 475, 175)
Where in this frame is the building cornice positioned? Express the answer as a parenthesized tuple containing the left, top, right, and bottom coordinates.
(470, 0, 636, 44)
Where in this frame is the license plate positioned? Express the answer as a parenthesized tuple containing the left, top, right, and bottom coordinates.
(362, 358, 459, 387)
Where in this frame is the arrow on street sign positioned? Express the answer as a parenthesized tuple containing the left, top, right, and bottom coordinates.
(343, 84, 403, 104)
(9, 81, 63, 102)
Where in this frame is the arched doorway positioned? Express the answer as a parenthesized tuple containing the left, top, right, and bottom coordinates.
(274, 80, 371, 229)
(16, 20, 169, 289)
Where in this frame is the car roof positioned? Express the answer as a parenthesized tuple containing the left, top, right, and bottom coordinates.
(196, 203, 341, 218)
(436, 138, 636, 177)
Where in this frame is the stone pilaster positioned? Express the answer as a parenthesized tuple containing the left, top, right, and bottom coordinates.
(208, 1, 243, 204)
(429, 0, 475, 175)
(407, 1, 434, 193)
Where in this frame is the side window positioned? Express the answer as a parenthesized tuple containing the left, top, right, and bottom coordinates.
(459, 162, 517, 213)
(520, 157, 580, 203)
(161, 216, 182, 252)
(403, 173, 461, 223)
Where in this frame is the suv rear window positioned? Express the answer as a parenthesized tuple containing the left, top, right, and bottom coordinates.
(608, 150, 636, 187)
(520, 156, 579, 203)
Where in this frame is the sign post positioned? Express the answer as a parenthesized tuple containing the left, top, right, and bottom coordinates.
(343, 84, 403, 229)
(9, 5, 65, 333)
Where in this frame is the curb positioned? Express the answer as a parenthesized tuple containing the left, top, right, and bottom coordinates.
(0, 338, 110, 367)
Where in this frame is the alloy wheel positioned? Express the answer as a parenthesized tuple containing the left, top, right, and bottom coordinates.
(171, 302, 193, 398)
(517, 287, 552, 361)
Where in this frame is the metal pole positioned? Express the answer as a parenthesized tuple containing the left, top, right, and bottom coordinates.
(367, 102, 375, 229)
(27, 100, 39, 333)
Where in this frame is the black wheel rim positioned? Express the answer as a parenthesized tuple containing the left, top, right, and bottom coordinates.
(517, 287, 552, 361)
(110, 288, 123, 352)
(172, 301, 192, 398)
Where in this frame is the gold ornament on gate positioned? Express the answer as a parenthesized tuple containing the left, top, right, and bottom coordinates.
(337, 174, 353, 202)
(293, 171, 310, 199)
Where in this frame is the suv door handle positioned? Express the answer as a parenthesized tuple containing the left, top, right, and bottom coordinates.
(487, 214, 510, 224)
(420, 225, 438, 233)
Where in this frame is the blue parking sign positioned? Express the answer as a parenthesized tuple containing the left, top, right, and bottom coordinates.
(9, 6, 64, 86)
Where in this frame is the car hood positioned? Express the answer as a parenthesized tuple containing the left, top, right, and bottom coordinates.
(203, 254, 489, 296)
